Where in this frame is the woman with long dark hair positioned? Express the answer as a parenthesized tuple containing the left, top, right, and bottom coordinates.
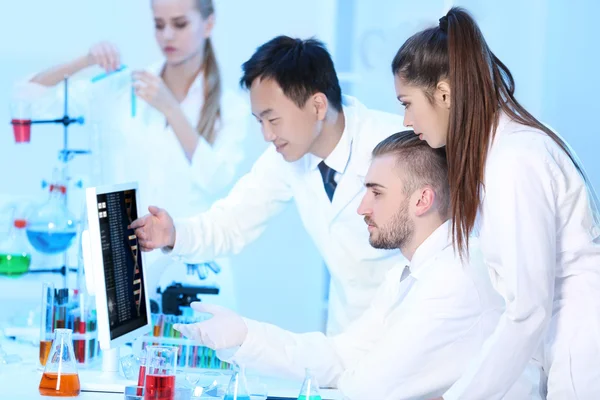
(391, 7, 600, 399)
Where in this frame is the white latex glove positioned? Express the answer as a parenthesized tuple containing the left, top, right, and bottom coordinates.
(173, 302, 248, 350)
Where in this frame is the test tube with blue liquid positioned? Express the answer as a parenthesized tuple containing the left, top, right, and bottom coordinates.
(90, 65, 136, 117)
(131, 73, 136, 118)
(90, 65, 126, 83)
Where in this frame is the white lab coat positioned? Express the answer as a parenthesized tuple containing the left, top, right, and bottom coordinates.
(14, 62, 251, 310)
(217, 222, 542, 400)
(169, 96, 408, 334)
(444, 113, 600, 399)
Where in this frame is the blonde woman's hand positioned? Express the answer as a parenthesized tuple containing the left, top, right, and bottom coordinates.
(87, 41, 122, 72)
(132, 70, 179, 116)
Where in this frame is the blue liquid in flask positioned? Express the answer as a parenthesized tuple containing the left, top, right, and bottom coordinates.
(224, 365, 252, 400)
(26, 229, 77, 254)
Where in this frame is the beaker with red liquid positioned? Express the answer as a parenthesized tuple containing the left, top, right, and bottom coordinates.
(10, 99, 32, 143)
(144, 346, 177, 400)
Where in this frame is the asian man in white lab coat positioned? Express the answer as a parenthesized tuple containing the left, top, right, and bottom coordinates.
(172, 131, 542, 399)
(131, 36, 407, 335)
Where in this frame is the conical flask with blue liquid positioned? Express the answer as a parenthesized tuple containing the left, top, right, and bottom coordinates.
(224, 363, 251, 400)
(297, 368, 322, 400)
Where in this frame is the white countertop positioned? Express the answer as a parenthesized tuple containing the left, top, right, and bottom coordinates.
(0, 272, 342, 399)
(0, 338, 342, 400)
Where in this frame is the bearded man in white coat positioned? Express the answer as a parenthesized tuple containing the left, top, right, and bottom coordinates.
(172, 131, 544, 400)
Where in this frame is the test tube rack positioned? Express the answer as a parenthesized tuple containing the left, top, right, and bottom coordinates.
(131, 313, 232, 371)
(40, 288, 101, 368)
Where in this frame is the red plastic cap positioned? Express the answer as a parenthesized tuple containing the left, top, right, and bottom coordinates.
(14, 219, 27, 228)
(49, 184, 67, 194)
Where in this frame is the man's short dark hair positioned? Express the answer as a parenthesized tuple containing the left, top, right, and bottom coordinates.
(240, 35, 343, 112)
(373, 131, 450, 218)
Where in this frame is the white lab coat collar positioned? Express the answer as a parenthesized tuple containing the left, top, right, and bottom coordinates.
(490, 111, 516, 148)
(143, 60, 207, 131)
(148, 60, 165, 77)
(307, 95, 359, 174)
(409, 220, 452, 279)
(496, 110, 512, 133)
(148, 60, 205, 95)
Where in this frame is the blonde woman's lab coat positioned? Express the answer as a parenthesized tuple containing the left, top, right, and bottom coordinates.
(444, 113, 600, 399)
(14, 62, 250, 310)
(168, 96, 409, 335)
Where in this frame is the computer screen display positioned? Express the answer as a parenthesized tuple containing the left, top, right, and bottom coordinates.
(94, 187, 148, 340)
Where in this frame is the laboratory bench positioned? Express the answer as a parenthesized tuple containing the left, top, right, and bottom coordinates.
(0, 338, 343, 399)
(0, 298, 342, 400)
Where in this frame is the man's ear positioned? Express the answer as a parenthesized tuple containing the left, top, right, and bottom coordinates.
(312, 92, 329, 121)
(414, 186, 435, 216)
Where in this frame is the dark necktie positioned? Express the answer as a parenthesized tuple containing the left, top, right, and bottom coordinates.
(400, 265, 411, 282)
(318, 161, 337, 202)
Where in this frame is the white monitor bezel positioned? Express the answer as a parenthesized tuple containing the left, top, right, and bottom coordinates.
(85, 181, 151, 350)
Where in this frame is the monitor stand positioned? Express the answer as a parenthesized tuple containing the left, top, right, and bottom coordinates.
(80, 347, 136, 393)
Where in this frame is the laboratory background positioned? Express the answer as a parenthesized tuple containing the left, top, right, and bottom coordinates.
(0, 0, 597, 374)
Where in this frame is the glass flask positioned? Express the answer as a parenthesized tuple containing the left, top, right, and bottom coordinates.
(26, 168, 77, 254)
(38, 328, 81, 397)
(0, 337, 21, 366)
(0, 218, 31, 276)
(224, 364, 251, 400)
(297, 368, 322, 400)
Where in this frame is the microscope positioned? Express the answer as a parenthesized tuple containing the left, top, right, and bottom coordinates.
(158, 262, 221, 316)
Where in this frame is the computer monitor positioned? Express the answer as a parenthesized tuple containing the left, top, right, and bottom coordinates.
(85, 182, 152, 349)
(80, 182, 151, 392)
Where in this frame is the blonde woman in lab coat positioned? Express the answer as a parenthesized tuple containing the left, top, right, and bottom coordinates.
(15, 0, 249, 310)
(391, 7, 600, 400)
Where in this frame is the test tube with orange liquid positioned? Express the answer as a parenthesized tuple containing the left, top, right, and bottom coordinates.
(39, 282, 55, 367)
